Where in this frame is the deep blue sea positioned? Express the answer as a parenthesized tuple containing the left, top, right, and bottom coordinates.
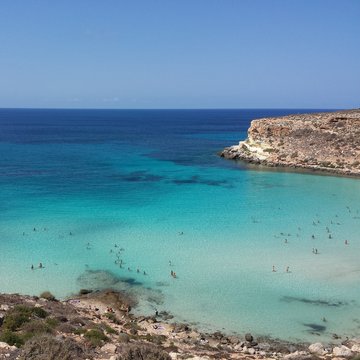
(1, 108, 360, 343)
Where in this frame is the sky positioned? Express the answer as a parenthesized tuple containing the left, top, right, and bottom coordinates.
(0, 0, 359, 109)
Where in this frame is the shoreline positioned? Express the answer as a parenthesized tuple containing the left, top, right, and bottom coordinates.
(1, 289, 360, 359)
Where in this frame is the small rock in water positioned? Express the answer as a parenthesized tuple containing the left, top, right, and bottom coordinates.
(245, 333, 253, 342)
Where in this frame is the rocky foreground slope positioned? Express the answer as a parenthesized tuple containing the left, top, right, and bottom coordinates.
(1, 291, 360, 360)
(221, 109, 360, 176)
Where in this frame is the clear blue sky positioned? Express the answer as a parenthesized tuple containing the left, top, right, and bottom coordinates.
(0, 0, 359, 109)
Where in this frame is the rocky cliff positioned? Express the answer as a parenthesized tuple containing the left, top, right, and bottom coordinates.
(221, 109, 360, 176)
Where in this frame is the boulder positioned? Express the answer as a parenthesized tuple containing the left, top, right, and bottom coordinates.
(308, 342, 327, 356)
(284, 351, 312, 360)
(333, 345, 353, 358)
(101, 343, 117, 353)
(245, 333, 253, 342)
(352, 344, 360, 352)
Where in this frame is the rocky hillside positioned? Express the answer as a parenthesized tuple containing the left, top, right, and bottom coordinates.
(221, 109, 360, 176)
(1, 291, 360, 359)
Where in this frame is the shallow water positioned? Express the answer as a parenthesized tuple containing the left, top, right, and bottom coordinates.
(1, 108, 360, 342)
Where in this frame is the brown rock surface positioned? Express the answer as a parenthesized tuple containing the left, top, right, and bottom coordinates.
(220, 109, 360, 176)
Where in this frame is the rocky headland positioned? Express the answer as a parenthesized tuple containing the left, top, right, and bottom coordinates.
(220, 109, 360, 176)
(1, 290, 360, 360)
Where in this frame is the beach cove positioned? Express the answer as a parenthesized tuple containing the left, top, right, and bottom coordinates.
(1, 109, 360, 344)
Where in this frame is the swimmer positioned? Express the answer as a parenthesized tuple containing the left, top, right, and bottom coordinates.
(286, 266, 290, 273)
(345, 240, 349, 245)
(284, 239, 288, 244)
(329, 234, 332, 239)
(137, 268, 140, 273)
(311, 235, 315, 239)
(272, 265, 276, 272)
(39, 262, 43, 269)
(31, 264, 34, 270)
(143, 271, 147, 275)
(33, 227, 36, 232)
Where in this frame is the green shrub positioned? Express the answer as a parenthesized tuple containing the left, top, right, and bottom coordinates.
(84, 328, 108, 347)
(104, 312, 121, 324)
(32, 307, 48, 319)
(2, 305, 33, 331)
(45, 317, 59, 328)
(102, 323, 118, 335)
(0, 330, 24, 347)
(73, 327, 86, 335)
(39, 291, 56, 301)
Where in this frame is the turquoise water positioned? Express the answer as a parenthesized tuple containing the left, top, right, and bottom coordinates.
(1, 109, 360, 343)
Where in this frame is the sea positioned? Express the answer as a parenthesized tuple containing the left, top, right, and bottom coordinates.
(1, 108, 360, 343)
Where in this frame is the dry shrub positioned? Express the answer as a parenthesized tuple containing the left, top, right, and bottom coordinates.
(19, 335, 87, 360)
(116, 343, 170, 360)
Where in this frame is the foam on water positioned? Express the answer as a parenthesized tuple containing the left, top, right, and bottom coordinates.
(0, 109, 359, 343)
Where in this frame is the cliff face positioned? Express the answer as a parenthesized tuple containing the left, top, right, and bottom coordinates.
(221, 109, 360, 176)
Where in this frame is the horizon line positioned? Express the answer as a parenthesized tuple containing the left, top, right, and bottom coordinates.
(0, 107, 345, 111)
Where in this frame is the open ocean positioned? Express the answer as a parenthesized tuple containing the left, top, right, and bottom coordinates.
(1, 108, 360, 343)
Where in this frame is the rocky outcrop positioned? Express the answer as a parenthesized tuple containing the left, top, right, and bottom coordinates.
(221, 109, 360, 176)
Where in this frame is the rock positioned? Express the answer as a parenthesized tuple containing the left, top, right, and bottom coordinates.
(352, 344, 360, 352)
(248, 348, 256, 355)
(0, 313, 4, 326)
(169, 352, 178, 360)
(118, 333, 130, 343)
(129, 327, 137, 335)
(333, 345, 353, 358)
(245, 333, 253, 342)
(220, 337, 229, 344)
(101, 343, 117, 353)
(308, 342, 327, 356)
(0, 305, 9, 311)
(284, 351, 312, 360)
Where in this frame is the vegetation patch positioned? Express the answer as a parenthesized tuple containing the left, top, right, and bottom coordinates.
(84, 328, 108, 347)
